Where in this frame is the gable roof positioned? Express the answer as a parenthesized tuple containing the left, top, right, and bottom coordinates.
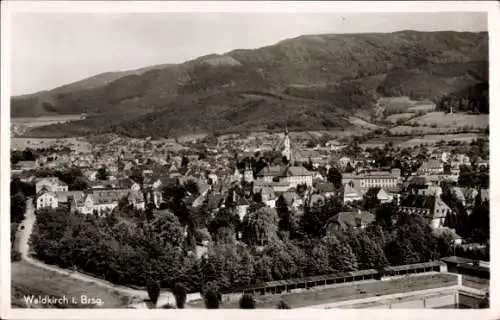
(257, 165, 284, 177)
(36, 187, 55, 198)
(285, 166, 313, 177)
(400, 194, 452, 218)
(343, 184, 361, 197)
(35, 177, 67, 186)
(329, 210, 375, 229)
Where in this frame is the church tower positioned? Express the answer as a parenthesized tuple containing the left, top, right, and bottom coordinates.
(281, 126, 291, 163)
(243, 163, 254, 183)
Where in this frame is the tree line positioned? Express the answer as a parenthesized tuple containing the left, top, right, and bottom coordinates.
(30, 179, 452, 298)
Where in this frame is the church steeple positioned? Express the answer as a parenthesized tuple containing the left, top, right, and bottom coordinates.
(281, 125, 291, 163)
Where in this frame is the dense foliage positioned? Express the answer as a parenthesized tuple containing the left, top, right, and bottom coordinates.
(30, 187, 457, 295)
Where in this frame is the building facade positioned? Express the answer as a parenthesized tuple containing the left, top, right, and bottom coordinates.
(342, 168, 401, 195)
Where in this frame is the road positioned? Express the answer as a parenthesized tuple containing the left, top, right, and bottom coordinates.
(16, 198, 201, 308)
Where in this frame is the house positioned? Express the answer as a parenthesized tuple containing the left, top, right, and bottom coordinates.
(257, 186, 277, 208)
(256, 165, 313, 190)
(431, 227, 463, 245)
(307, 194, 327, 207)
(343, 184, 362, 204)
(35, 177, 68, 193)
(127, 190, 145, 211)
(281, 191, 303, 209)
(316, 183, 338, 198)
(294, 149, 323, 165)
(73, 188, 130, 216)
(231, 167, 243, 183)
(404, 176, 432, 195)
(17, 160, 37, 171)
(377, 189, 394, 204)
(82, 169, 98, 181)
(117, 178, 141, 191)
(342, 168, 401, 195)
(36, 188, 58, 209)
(236, 197, 250, 220)
(476, 157, 489, 169)
(338, 157, 353, 170)
(418, 159, 444, 175)
(36, 189, 85, 211)
(327, 210, 375, 232)
(283, 166, 313, 188)
(326, 140, 346, 151)
(450, 187, 479, 210)
(399, 194, 454, 229)
(256, 166, 283, 183)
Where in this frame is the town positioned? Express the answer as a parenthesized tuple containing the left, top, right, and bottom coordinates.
(10, 126, 490, 308)
(6, 9, 491, 312)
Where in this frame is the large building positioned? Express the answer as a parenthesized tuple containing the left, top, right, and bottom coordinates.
(256, 165, 313, 191)
(342, 168, 402, 195)
(35, 177, 68, 193)
(399, 194, 454, 229)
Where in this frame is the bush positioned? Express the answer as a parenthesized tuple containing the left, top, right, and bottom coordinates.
(239, 294, 256, 309)
(146, 278, 160, 304)
(11, 250, 22, 262)
(203, 290, 220, 309)
(202, 281, 221, 309)
(172, 283, 187, 309)
(277, 300, 291, 309)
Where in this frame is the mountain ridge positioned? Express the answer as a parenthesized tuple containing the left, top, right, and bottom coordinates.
(11, 30, 489, 138)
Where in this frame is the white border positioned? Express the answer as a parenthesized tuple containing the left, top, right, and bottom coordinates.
(1, 1, 499, 320)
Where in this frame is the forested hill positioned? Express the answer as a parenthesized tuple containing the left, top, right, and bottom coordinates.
(13, 30, 489, 138)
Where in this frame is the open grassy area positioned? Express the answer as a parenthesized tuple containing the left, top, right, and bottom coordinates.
(11, 261, 131, 308)
(187, 273, 458, 309)
(385, 113, 415, 123)
(408, 112, 488, 129)
(462, 275, 489, 291)
(401, 133, 484, 147)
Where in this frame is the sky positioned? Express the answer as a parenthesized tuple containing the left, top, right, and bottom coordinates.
(10, 12, 487, 95)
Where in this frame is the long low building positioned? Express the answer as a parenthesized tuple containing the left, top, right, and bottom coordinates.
(342, 168, 402, 195)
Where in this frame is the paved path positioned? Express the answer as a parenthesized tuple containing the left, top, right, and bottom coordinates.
(17, 198, 200, 307)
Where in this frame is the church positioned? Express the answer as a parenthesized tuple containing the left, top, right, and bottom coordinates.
(254, 127, 313, 192)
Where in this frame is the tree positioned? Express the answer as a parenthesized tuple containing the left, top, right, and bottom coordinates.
(96, 166, 108, 181)
(181, 156, 190, 168)
(347, 231, 388, 270)
(327, 167, 342, 187)
(146, 278, 161, 304)
(344, 162, 355, 173)
(184, 179, 199, 195)
(241, 207, 279, 246)
(147, 210, 184, 247)
(239, 294, 256, 309)
(322, 235, 358, 272)
(11, 192, 26, 223)
(307, 242, 332, 275)
(172, 283, 187, 309)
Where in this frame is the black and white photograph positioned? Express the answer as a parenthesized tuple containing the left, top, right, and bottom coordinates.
(1, 1, 498, 318)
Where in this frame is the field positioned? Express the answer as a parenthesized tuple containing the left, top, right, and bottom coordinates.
(10, 137, 91, 152)
(11, 261, 132, 308)
(12, 115, 84, 128)
(408, 104, 436, 112)
(385, 113, 415, 123)
(462, 275, 489, 291)
(187, 273, 458, 309)
(400, 134, 484, 147)
(407, 112, 488, 129)
(377, 96, 417, 115)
